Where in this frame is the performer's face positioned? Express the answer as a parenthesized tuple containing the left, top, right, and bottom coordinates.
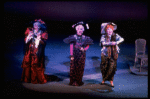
(33, 22, 40, 29)
(106, 27, 113, 36)
(76, 25, 84, 36)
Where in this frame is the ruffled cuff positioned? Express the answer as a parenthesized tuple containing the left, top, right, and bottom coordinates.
(84, 36, 93, 45)
(63, 35, 76, 44)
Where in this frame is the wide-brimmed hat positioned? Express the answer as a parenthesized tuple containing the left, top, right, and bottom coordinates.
(101, 22, 117, 34)
(72, 21, 89, 30)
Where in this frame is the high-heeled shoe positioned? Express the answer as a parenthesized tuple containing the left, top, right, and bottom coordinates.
(110, 83, 114, 87)
(100, 81, 105, 85)
(110, 81, 114, 87)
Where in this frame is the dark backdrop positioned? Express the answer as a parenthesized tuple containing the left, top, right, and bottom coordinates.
(4, 1, 148, 44)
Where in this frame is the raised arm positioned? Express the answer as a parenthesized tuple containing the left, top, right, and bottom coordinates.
(24, 27, 33, 44)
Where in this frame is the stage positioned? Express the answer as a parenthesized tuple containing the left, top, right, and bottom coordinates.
(4, 1, 148, 97)
(3, 37, 148, 98)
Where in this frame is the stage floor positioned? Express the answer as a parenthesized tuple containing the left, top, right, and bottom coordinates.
(4, 37, 148, 97)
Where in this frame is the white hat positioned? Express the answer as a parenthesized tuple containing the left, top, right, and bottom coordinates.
(72, 21, 89, 30)
(101, 22, 117, 34)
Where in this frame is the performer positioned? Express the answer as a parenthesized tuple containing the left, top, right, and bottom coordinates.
(21, 19, 48, 84)
(63, 21, 93, 86)
(100, 22, 124, 87)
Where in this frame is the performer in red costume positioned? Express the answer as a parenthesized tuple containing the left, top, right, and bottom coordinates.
(63, 21, 93, 86)
(21, 19, 48, 84)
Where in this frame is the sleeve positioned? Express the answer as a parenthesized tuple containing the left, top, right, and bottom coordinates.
(70, 43, 73, 56)
(85, 36, 93, 45)
(40, 32, 48, 45)
(99, 35, 105, 46)
(42, 32, 48, 40)
(36, 32, 48, 58)
(24, 27, 33, 44)
(100, 35, 114, 46)
(23, 27, 32, 54)
(100, 35, 105, 43)
(63, 35, 76, 44)
(24, 28, 30, 42)
(84, 45, 89, 51)
(116, 34, 124, 45)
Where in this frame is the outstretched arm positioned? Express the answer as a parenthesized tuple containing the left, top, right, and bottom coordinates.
(84, 45, 89, 51)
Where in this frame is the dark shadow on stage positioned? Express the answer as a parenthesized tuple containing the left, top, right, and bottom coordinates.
(45, 75, 63, 82)
(4, 80, 96, 97)
(3, 80, 51, 96)
(62, 61, 70, 67)
(91, 56, 100, 60)
(45, 56, 49, 67)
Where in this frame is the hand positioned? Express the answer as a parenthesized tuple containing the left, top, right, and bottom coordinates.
(28, 31, 34, 38)
(37, 35, 41, 40)
(25, 32, 33, 43)
(71, 56, 74, 60)
(111, 41, 117, 45)
(80, 47, 85, 52)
